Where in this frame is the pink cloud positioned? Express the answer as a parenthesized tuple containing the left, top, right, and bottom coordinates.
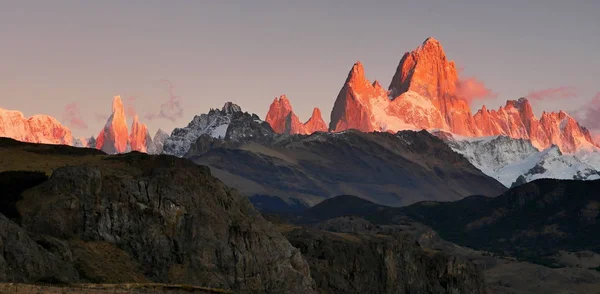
(456, 77, 498, 104)
(573, 92, 600, 146)
(526, 86, 577, 101)
(144, 79, 183, 122)
(94, 112, 107, 122)
(62, 103, 88, 129)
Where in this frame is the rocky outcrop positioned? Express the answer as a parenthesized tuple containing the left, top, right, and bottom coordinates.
(265, 95, 327, 135)
(284, 228, 486, 294)
(3, 152, 315, 293)
(96, 96, 130, 154)
(0, 108, 73, 145)
(304, 108, 327, 133)
(129, 115, 153, 153)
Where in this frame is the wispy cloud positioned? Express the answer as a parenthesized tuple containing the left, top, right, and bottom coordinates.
(124, 95, 137, 118)
(573, 92, 600, 145)
(574, 92, 600, 129)
(526, 86, 577, 101)
(62, 103, 88, 129)
(144, 79, 183, 122)
(94, 112, 108, 122)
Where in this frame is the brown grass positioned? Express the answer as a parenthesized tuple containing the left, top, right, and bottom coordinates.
(0, 283, 232, 293)
(0, 147, 105, 175)
(70, 240, 149, 284)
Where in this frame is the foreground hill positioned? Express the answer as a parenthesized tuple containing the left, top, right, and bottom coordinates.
(0, 138, 488, 293)
(0, 138, 315, 293)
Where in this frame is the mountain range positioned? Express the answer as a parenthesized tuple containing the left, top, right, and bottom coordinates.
(1, 37, 599, 194)
(265, 37, 597, 153)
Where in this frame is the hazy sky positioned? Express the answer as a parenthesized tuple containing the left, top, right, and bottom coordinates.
(1, 0, 599, 138)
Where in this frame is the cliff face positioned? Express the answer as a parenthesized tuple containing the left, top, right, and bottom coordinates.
(388, 37, 476, 135)
(284, 228, 487, 294)
(0, 148, 315, 293)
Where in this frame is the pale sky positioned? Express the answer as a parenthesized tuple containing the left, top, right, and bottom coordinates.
(1, 0, 599, 138)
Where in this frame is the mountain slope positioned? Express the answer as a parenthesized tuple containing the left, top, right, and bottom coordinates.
(436, 131, 600, 186)
(295, 178, 600, 261)
(186, 120, 506, 207)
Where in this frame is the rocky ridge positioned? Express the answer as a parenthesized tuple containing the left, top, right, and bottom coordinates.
(265, 95, 327, 135)
(162, 102, 274, 157)
(268, 37, 597, 153)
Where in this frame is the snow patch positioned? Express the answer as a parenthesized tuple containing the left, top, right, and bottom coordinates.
(211, 123, 229, 139)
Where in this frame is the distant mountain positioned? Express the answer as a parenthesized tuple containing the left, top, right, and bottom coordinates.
(150, 128, 169, 154)
(96, 96, 131, 154)
(177, 105, 505, 207)
(92, 96, 168, 155)
(434, 131, 600, 187)
(162, 102, 273, 157)
(266, 37, 597, 153)
(265, 95, 327, 135)
(0, 108, 73, 145)
(401, 179, 600, 265)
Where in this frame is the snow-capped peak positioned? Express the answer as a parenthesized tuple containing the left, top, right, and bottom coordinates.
(162, 102, 271, 157)
(436, 132, 600, 187)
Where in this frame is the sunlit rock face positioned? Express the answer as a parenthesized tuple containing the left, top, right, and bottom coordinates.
(129, 115, 153, 153)
(0, 108, 73, 145)
(266, 95, 327, 135)
(267, 37, 597, 153)
(96, 96, 130, 154)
